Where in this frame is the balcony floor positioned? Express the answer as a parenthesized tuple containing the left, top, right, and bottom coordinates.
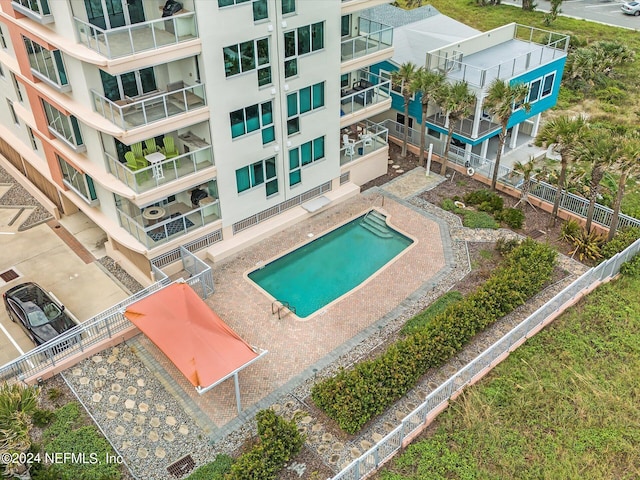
(85, 25, 197, 58)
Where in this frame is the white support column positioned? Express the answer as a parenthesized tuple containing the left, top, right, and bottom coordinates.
(472, 97, 483, 138)
(509, 123, 520, 149)
(480, 139, 489, 159)
(234, 373, 241, 414)
(465, 142, 472, 162)
(531, 112, 542, 137)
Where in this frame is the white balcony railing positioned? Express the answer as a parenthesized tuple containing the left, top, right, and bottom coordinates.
(340, 71, 391, 116)
(74, 13, 198, 59)
(340, 120, 389, 166)
(341, 18, 393, 62)
(92, 84, 206, 130)
(105, 146, 214, 194)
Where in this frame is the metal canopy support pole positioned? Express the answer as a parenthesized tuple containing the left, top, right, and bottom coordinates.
(234, 373, 241, 414)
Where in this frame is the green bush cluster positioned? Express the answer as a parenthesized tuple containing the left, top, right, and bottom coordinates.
(601, 227, 640, 259)
(444, 190, 525, 230)
(620, 254, 640, 277)
(462, 210, 499, 229)
(229, 409, 305, 480)
(495, 208, 525, 229)
(464, 190, 503, 214)
(32, 403, 121, 480)
(311, 239, 557, 434)
(186, 455, 233, 480)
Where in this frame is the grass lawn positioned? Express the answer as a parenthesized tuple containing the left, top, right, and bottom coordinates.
(377, 272, 640, 480)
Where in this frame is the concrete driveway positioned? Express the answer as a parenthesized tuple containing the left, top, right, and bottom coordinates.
(0, 213, 129, 366)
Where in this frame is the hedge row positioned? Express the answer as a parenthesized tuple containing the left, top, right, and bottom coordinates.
(311, 239, 557, 434)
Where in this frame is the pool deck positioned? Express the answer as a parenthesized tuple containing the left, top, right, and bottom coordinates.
(138, 187, 454, 430)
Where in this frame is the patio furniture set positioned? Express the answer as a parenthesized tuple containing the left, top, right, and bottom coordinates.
(124, 137, 180, 184)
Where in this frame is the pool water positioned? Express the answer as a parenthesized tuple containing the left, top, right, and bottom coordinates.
(248, 212, 413, 318)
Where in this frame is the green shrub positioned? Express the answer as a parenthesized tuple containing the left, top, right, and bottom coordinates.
(311, 239, 556, 434)
(496, 207, 525, 229)
(401, 291, 463, 335)
(229, 410, 305, 480)
(568, 229, 604, 262)
(441, 198, 456, 212)
(560, 219, 582, 243)
(601, 227, 640, 259)
(495, 237, 521, 256)
(32, 408, 55, 428)
(462, 211, 498, 229)
(620, 254, 640, 277)
(464, 190, 503, 214)
(187, 455, 234, 480)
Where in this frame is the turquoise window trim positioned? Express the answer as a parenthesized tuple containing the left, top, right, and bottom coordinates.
(235, 156, 278, 197)
(288, 135, 325, 187)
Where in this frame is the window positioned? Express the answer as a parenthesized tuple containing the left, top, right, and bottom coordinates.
(282, 0, 295, 14)
(12, 0, 51, 17)
(528, 79, 541, 103)
(27, 127, 38, 151)
(283, 22, 324, 78)
(99, 68, 157, 102)
(286, 82, 324, 135)
(396, 113, 413, 129)
(57, 155, 98, 205)
(42, 100, 85, 151)
(289, 136, 325, 186)
(218, 0, 251, 7)
(235, 157, 278, 196)
(341, 15, 350, 37)
(223, 37, 271, 86)
(7, 100, 19, 125)
(230, 100, 274, 144)
(0, 26, 7, 49)
(541, 73, 555, 98)
(252, 0, 268, 21)
(11, 73, 23, 102)
(23, 36, 69, 90)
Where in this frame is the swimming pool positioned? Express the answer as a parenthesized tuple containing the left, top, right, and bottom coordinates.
(248, 210, 413, 318)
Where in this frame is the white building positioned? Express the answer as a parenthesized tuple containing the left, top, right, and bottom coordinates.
(0, 0, 394, 280)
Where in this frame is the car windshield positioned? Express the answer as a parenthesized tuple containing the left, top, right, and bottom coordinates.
(25, 301, 61, 327)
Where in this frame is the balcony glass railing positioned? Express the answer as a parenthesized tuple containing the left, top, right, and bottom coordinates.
(74, 13, 198, 59)
(92, 84, 206, 130)
(340, 120, 389, 166)
(340, 72, 391, 116)
(105, 146, 214, 194)
(341, 18, 393, 62)
(427, 112, 501, 140)
(12, 0, 53, 23)
(117, 201, 221, 249)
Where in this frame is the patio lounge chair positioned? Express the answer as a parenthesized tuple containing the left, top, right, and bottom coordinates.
(125, 151, 149, 184)
(131, 142, 147, 165)
(162, 136, 180, 167)
(145, 138, 159, 155)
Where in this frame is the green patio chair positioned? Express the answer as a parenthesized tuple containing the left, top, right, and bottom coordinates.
(145, 138, 159, 155)
(124, 151, 149, 184)
(131, 142, 146, 164)
(162, 136, 181, 167)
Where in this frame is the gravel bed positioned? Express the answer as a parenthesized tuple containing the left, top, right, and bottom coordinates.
(0, 165, 53, 229)
(63, 344, 222, 480)
(97, 257, 145, 294)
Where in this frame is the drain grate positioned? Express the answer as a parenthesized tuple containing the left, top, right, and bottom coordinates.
(0, 269, 20, 283)
(167, 455, 195, 478)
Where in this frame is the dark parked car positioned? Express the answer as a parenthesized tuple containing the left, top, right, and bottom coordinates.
(3, 282, 75, 346)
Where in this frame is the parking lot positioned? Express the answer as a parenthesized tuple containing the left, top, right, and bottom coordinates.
(513, 0, 640, 29)
(0, 183, 129, 367)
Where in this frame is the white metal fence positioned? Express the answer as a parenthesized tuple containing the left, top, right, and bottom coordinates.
(382, 119, 640, 231)
(332, 235, 640, 480)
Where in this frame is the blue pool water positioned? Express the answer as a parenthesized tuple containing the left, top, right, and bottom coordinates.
(248, 212, 413, 318)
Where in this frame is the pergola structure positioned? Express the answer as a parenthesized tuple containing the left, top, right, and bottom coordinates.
(124, 283, 267, 413)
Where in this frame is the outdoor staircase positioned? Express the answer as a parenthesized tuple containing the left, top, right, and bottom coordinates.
(360, 210, 393, 238)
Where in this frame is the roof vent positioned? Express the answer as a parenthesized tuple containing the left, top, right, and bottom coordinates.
(167, 455, 195, 478)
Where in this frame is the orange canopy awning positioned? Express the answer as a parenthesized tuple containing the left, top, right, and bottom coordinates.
(124, 283, 260, 390)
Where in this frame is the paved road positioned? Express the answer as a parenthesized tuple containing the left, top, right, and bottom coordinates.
(509, 0, 640, 30)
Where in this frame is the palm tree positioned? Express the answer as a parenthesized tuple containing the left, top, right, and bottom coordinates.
(437, 81, 475, 175)
(391, 62, 419, 158)
(535, 115, 588, 227)
(483, 79, 530, 191)
(608, 132, 640, 240)
(410, 69, 445, 168)
(0, 383, 39, 478)
(513, 158, 537, 209)
(575, 132, 618, 233)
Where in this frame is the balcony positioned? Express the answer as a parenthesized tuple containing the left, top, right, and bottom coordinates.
(427, 111, 501, 141)
(340, 70, 391, 120)
(11, 0, 53, 24)
(74, 13, 198, 59)
(341, 18, 393, 64)
(116, 187, 220, 249)
(340, 120, 389, 166)
(92, 83, 206, 130)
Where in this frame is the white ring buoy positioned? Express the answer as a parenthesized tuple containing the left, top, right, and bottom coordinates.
(466, 167, 475, 176)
